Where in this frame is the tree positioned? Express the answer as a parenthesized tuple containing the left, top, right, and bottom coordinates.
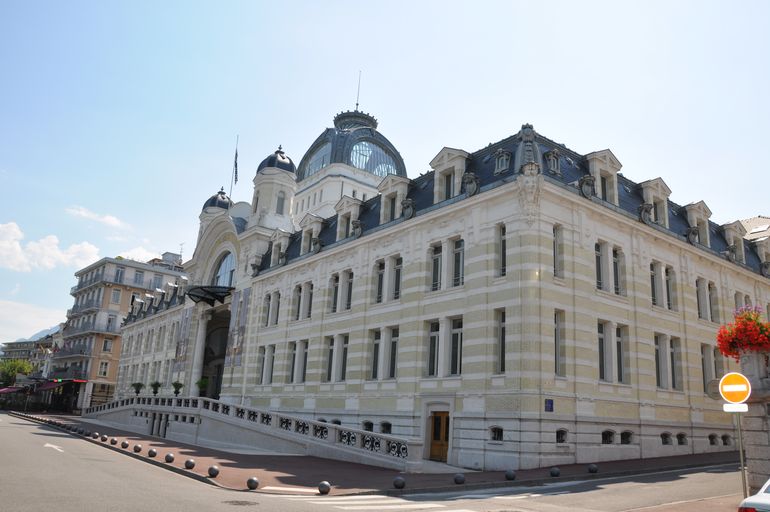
(0, 359, 33, 386)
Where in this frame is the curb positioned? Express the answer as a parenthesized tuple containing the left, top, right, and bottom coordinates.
(10, 412, 739, 497)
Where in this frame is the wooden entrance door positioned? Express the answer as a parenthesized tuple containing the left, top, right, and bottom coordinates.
(429, 411, 450, 462)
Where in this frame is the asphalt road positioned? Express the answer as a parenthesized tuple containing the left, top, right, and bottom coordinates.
(0, 412, 744, 512)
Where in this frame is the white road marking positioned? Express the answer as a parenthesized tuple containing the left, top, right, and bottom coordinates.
(261, 486, 319, 493)
(336, 505, 444, 510)
(43, 443, 63, 452)
(723, 384, 748, 391)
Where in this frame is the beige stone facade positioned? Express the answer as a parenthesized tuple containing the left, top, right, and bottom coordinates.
(116, 117, 769, 470)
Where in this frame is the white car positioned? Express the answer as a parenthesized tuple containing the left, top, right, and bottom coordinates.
(739, 478, 770, 512)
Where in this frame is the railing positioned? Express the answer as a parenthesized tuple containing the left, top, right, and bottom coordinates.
(71, 271, 174, 295)
(84, 396, 419, 465)
(52, 345, 92, 358)
(70, 299, 99, 315)
(48, 367, 88, 380)
(63, 322, 119, 338)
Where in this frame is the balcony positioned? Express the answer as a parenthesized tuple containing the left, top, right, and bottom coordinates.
(48, 367, 88, 380)
(62, 321, 120, 339)
(68, 299, 99, 318)
(52, 345, 92, 359)
(71, 270, 168, 296)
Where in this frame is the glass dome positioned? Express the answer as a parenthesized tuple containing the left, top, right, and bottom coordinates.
(296, 111, 406, 181)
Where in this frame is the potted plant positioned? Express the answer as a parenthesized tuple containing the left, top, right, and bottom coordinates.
(171, 381, 184, 396)
(130, 382, 145, 396)
(718, 306, 770, 385)
(150, 381, 162, 396)
(195, 377, 209, 397)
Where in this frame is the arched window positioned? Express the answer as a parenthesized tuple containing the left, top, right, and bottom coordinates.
(211, 252, 235, 287)
(721, 434, 732, 446)
(349, 141, 398, 177)
(556, 429, 567, 443)
(708, 434, 718, 446)
(276, 191, 286, 215)
(676, 433, 688, 445)
(305, 142, 332, 178)
(601, 430, 615, 444)
(660, 432, 672, 445)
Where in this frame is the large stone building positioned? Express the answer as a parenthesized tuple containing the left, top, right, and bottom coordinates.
(57, 253, 185, 410)
(106, 111, 770, 470)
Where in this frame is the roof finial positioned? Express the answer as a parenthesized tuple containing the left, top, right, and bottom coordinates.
(355, 70, 362, 111)
(278, 144, 282, 152)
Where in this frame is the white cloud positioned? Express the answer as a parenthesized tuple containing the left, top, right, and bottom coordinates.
(119, 246, 159, 263)
(0, 222, 100, 272)
(9, 283, 20, 296)
(106, 235, 128, 242)
(0, 300, 65, 341)
(65, 205, 131, 230)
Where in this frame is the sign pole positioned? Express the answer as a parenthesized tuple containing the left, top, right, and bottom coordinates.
(735, 412, 748, 498)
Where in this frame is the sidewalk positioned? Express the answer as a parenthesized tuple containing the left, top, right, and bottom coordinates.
(12, 411, 740, 497)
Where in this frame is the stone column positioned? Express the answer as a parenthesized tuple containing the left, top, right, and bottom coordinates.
(189, 311, 210, 397)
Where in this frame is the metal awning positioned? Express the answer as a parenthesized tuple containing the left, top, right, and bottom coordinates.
(185, 285, 234, 306)
(0, 387, 23, 394)
(36, 381, 66, 392)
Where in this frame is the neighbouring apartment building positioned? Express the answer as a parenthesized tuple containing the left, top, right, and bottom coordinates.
(57, 253, 186, 410)
(112, 110, 770, 470)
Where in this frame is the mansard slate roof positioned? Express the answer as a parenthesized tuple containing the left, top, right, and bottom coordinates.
(261, 125, 767, 278)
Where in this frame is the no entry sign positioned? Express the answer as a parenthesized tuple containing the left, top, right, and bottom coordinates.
(719, 372, 751, 404)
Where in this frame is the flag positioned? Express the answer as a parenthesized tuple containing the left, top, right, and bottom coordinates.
(233, 148, 238, 184)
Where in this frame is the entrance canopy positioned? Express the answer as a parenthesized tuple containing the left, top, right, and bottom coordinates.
(0, 387, 23, 394)
(36, 381, 66, 392)
(186, 285, 234, 306)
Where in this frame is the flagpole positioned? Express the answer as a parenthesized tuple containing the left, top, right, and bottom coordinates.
(229, 135, 239, 202)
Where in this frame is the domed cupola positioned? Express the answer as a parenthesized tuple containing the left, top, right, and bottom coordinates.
(201, 187, 233, 212)
(296, 110, 407, 182)
(257, 146, 296, 174)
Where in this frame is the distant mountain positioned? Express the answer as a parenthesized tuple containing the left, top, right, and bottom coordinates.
(13, 325, 60, 343)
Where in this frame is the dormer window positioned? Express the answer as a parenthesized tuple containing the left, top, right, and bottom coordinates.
(337, 213, 352, 241)
(586, 150, 622, 207)
(640, 178, 671, 228)
(685, 201, 712, 248)
(302, 230, 313, 254)
(271, 243, 282, 267)
(545, 150, 560, 175)
(494, 151, 511, 174)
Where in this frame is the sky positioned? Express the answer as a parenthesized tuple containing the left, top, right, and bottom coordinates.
(1, 0, 769, 341)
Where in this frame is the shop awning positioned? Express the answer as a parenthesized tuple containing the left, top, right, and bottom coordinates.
(0, 387, 23, 394)
(36, 381, 65, 391)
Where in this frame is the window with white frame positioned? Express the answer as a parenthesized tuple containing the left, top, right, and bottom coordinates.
(375, 260, 385, 303)
(98, 361, 109, 377)
(324, 337, 334, 382)
(495, 151, 510, 173)
(427, 321, 439, 377)
(111, 289, 121, 304)
(339, 335, 349, 382)
(553, 225, 564, 278)
(498, 224, 507, 277)
(392, 257, 402, 300)
(370, 330, 381, 380)
(430, 245, 442, 291)
(450, 318, 463, 376)
(615, 325, 629, 384)
(388, 328, 399, 379)
(330, 274, 339, 313)
(452, 240, 464, 287)
(554, 310, 566, 377)
(496, 309, 506, 374)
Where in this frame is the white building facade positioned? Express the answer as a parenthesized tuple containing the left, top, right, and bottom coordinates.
(113, 112, 770, 470)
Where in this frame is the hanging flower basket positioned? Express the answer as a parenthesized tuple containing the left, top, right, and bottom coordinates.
(717, 306, 770, 361)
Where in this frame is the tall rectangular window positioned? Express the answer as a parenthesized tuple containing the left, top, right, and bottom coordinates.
(257, 347, 265, 384)
(263, 295, 271, 326)
(554, 310, 566, 377)
(388, 328, 399, 379)
(331, 274, 339, 313)
(427, 322, 439, 377)
(665, 267, 674, 310)
(288, 342, 297, 383)
(450, 318, 463, 376)
(650, 263, 658, 306)
(307, 283, 313, 318)
(325, 337, 334, 382)
(111, 289, 121, 304)
(700, 344, 710, 392)
(497, 309, 506, 373)
(595, 243, 603, 289)
(696, 279, 704, 319)
(713, 347, 724, 379)
(612, 248, 623, 295)
(99, 361, 109, 377)
(375, 261, 385, 303)
(654, 335, 663, 388)
(430, 245, 442, 291)
(371, 330, 380, 380)
(294, 285, 302, 321)
(598, 322, 607, 381)
(444, 173, 453, 199)
(345, 271, 353, 310)
(339, 335, 349, 382)
(553, 225, 564, 278)
(616, 325, 628, 384)
(115, 266, 125, 284)
(670, 337, 681, 390)
(709, 283, 719, 322)
(134, 270, 144, 285)
(389, 195, 397, 222)
(153, 274, 163, 290)
(266, 345, 275, 385)
(498, 225, 507, 277)
(452, 240, 464, 287)
(393, 257, 402, 300)
(300, 340, 308, 383)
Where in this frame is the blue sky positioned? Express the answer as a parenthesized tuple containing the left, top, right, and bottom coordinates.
(1, 0, 769, 341)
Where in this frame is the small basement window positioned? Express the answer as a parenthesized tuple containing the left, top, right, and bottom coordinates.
(556, 429, 567, 444)
(660, 433, 672, 445)
(620, 431, 633, 445)
(601, 430, 615, 444)
(490, 427, 503, 442)
(677, 433, 687, 445)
